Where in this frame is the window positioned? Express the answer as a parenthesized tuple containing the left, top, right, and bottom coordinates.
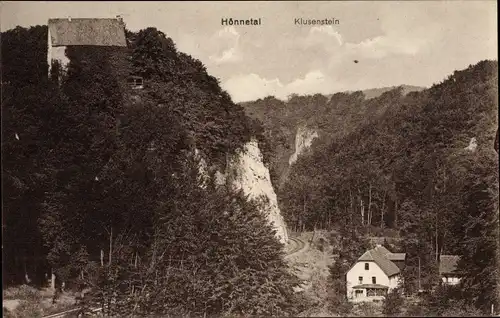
(127, 76, 144, 89)
(358, 276, 363, 284)
(372, 277, 376, 284)
(365, 263, 369, 270)
(355, 290, 363, 297)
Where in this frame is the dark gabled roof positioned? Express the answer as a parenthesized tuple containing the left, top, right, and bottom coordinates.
(372, 245, 391, 255)
(439, 255, 461, 275)
(372, 245, 406, 261)
(387, 253, 406, 261)
(352, 284, 389, 289)
(48, 18, 126, 47)
(358, 246, 401, 277)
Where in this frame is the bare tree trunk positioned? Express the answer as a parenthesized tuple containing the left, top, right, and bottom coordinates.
(311, 225, 316, 244)
(101, 249, 104, 267)
(51, 269, 56, 290)
(327, 209, 331, 230)
(357, 188, 364, 226)
(418, 256, 421, 291)
(394, 198, 398, 228)
(435, 215, 439, 262)
(303, 193, 307, 228)
(440, 233, 445, 258)
(368, 183, 372, 226)
(349, 188, 354, 217)
(109, 227, 113, 266)
(23, 257, 30, 284)
(380, 190, 387, 228)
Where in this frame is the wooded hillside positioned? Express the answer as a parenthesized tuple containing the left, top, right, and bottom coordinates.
(2, 25, 296, 316)
(244, 60, 499, 314)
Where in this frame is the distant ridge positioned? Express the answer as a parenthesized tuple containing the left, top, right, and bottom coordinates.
(240, 85, 427, 105)
(327, 84, 427, 101)
(359, 85, 426, 99)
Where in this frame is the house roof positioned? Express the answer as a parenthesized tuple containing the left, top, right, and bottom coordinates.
(48, 18, 127, 47)
(372, 245, 391, 255)
(357, 245, 401, 277)
(439, 255, 461, 275)
(387, 253, 406, 261)
(373, 245, 406, 261)
(352, 284, 389, 289)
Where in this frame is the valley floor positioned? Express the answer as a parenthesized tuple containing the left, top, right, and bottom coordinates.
(285, 231, 339, 317)
(3, 285, 78, 318)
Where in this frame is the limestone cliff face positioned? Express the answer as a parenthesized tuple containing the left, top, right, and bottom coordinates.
(226, 139, 289, 244)
(289, 126, 318, 165)
(194, 140, 289, 244)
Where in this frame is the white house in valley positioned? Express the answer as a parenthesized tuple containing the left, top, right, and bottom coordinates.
(439, 255, 462, 285)
(346, 245, 406, 302)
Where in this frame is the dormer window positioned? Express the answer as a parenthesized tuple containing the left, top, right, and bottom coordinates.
(365, 263, 369, 270)
(127, 76, 144, 90)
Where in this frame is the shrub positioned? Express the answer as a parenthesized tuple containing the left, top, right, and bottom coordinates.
(3, 285, 42, 302)
(383, 288, 404, 316)
(3, 300, 43, 318)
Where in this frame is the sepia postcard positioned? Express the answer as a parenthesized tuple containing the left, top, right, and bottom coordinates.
(1, 1, 498, 317)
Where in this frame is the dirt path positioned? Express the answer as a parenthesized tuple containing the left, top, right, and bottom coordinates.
(285, 231, 338, 317)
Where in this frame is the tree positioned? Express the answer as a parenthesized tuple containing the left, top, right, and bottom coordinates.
(1, 25, 48, 86)
(383, 287, 404, 316)
(457, 166, 499, 313)
(83, 154, 297, 317)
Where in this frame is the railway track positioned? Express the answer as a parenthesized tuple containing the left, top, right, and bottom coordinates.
(42, 306, 102, 318)
(285, 237, 307, 257)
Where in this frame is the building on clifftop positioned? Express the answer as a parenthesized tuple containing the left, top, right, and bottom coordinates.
(47, 17, 127, 79)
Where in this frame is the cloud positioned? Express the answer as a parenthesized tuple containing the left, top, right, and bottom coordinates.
(344, 35, 423, 60)
(298, 25, 343, 54)
(222, 73, 284, 102)
(309, 25, 343, 46)
(340, 5, 440, 60)
(212, 47, 240, 64)
(221, 16, 438, 103)
(209, 26, 242, 64)
(222, 70, 343, 103)
(173, 2, 495, 104)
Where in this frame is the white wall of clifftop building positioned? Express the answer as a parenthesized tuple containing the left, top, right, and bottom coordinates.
(47, 28, 70, 77)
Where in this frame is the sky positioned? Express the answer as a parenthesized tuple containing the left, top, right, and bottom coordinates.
(1, 1, 497, 102)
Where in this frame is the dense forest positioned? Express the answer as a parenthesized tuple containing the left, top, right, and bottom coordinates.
(2, 22, 498, 317)
(244, 60, 499, 314)
(2, 25, 298, 316)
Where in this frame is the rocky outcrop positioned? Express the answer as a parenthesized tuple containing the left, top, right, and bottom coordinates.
(194, 140, 288, 244)
(227, 139, 288, 244)
(194, 148, 209, 188)
(465, 137, 478, 152)
(289, 126, 318, 165)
